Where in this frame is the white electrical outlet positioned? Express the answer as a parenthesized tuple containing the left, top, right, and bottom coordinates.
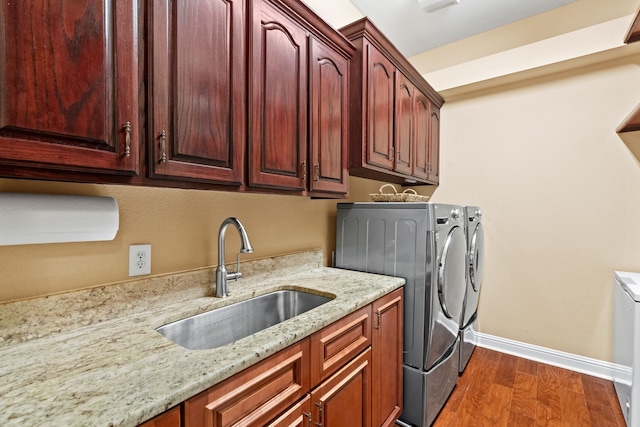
(129, 244, 151, 276)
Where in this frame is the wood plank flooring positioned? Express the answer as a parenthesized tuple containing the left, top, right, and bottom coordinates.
(431, 347, 627, 427)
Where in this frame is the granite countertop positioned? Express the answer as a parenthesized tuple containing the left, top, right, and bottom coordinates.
(0, 250, 404, 427)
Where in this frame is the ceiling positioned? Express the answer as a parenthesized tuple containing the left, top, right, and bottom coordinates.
(349, 0, 579, 56)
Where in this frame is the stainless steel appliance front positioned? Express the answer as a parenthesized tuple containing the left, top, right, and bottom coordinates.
(335, 202, 467, 426)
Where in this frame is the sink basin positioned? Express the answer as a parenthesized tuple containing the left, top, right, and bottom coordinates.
(156, 290, 333, 350)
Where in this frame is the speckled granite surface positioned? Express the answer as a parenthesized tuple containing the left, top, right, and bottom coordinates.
(0, 249, 404, 427)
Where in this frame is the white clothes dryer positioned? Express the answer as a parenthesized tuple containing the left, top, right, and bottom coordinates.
(614, 271, 640, 426)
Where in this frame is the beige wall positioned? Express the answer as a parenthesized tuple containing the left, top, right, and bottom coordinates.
(428, 54, 640, 362)
(0, 177, 419, 302)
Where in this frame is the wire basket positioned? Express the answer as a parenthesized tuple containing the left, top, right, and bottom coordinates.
(369, 184, 430, 202)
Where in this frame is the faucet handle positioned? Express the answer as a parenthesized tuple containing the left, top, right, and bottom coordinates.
(226, 253, 243, 282)
(233, 253, 242, 281)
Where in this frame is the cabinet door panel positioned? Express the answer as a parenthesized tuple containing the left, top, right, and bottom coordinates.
(138, 406, 181, 427)
(250, 0, 307, 191)
(0, 0, 139, 174)
(149, 0, 245, 184)
(311, 347, 371, 427)
(372, 288, 403, 427)
(429, 105, 440, 183)
(394, 73, 413, 175)
(413, 91, 430, 181)
(366, 44, 395, 171)
(309, 37, 349, 195)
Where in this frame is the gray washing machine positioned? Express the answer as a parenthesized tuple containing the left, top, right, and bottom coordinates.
(459, 206, 485, 373)
(335, 202, 467, 426)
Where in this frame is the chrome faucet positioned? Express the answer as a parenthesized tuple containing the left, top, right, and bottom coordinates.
(215, 217, 254, 297)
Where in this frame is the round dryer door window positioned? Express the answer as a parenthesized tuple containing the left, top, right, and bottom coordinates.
(438, 226, 467, 324)
(470, 222, 485, 292)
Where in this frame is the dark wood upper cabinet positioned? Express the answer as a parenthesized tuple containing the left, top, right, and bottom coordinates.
(148, 0, 246, 185)
(308, 36, 350, 196)
(413, 94, 440, 183)
(429, 104, 441, 183)
(413, 91, 430, 181)
(365, 45, 396, 171)
(0, 0, 353, 196)
(249, 0, 354, 197)
(0, 0, 140, 175)
(340, 17, 444, 186)
(249, 0, 308, 192)
(394, 72, 414, 176)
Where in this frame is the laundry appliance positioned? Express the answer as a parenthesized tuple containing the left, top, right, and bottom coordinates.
(459, 206, 485, 373)
(613, 271, 640, 426)
(335, 202, 467, 426)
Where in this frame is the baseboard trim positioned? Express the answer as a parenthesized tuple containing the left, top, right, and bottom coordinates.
(473, 330, 624, 381)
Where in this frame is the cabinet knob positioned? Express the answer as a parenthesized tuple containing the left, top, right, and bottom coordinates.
(123, 121, 131, 157)
(301, 161, 307, 181)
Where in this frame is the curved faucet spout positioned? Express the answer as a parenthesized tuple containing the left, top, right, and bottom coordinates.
(216, 217, 254, 298)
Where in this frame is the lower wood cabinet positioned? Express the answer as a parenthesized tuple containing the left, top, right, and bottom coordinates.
(265, 395, 312, 427)
(138, 406, 181, 427)
(310, 304, 371, 386)
(372, 288, 404, 427)
(183, 340, 309, 427)
(141, 289, 403, 427)
(311, 347, 371, 427)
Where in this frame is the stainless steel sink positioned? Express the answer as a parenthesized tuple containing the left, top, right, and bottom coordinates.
(156, 290, 333, 350)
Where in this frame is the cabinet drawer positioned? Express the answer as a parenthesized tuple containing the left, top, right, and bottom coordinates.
(265, 395, 311, 427)
(310, 305, 371, 387)
(184, 339, 310, 427)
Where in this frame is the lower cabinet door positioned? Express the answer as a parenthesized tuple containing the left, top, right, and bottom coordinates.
(183, 339, 310, 427)
(137, 406, 180, 427)
(310, 347, 371, 427)
(372, 288, 404, 427)
(266, 395, 312, 427)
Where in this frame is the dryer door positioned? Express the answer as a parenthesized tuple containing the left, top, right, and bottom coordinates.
(426, 225, 466, 370)
(462, 220, 485, 328)
(438, 225, 466, 323)
(469, 221, 485, 292)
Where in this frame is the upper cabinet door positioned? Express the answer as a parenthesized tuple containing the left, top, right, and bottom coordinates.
(366, 44, 395, 171)
(148, 0, 246, 185)
(0, 0, 139, 174)
(429, 105, 441, 183)
(413, 91, 430, 181)
(394, 72, 414, 176)
(308, 37, 349, 196)
(249, 0, 308, 191)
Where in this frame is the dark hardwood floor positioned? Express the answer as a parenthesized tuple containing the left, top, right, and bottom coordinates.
(431, 347, 626, 427)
